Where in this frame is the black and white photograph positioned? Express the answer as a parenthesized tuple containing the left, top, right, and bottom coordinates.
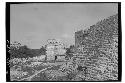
(6, 2, 121, 82)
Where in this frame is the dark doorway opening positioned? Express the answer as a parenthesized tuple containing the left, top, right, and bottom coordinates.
(55, 56, 57, 60)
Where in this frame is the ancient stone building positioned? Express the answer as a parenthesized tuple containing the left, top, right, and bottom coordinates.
(74, 14, 118, 80)
(46, 39, 66, 61)
(75, 14, 118, 54)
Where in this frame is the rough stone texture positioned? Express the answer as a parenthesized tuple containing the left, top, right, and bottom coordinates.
(46, 39, 66, 61)
(75, 14, 118, 81)
(56, 55, 65, 61)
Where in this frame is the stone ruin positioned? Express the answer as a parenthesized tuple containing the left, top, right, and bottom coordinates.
(45, 39, 66, 61)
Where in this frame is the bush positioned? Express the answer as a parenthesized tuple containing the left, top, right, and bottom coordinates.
(9, 43, 46, 59)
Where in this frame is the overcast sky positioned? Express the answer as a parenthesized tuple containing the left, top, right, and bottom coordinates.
(10, 3, 118, 49)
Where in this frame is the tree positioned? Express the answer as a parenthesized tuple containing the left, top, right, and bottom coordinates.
(66, 45, 75, 59)
(9, 42, 31, 58)
(9, 41, 22, 59)
(39, 46, 46, 55)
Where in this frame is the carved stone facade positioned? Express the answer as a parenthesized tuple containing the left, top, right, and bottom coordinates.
(46, 39, 66, 61)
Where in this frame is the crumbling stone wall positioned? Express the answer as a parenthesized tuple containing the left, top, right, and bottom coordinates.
(75, 14, 118, 81)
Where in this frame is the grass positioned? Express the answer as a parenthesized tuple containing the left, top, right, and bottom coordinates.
(30, 72, 49, 81)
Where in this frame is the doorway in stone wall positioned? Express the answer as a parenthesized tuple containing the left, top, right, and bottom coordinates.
(55, 56, 57, 60)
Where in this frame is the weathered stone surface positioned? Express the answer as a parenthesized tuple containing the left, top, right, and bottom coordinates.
(74, 14, 118, 81)
(46, 39, 66, 61)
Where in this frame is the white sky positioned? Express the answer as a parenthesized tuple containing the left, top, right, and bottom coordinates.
(10, 3, 118, 49)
